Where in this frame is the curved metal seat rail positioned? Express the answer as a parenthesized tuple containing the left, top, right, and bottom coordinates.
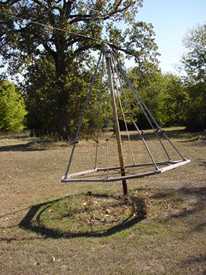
(61, 159, 190, 183)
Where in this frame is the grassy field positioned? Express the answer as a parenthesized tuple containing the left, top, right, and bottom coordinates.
(0, 128, 205, 274)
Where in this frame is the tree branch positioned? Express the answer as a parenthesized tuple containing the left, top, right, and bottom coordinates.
(0, 0, 20, 5)
(42, 42, 57, 59)
(69, 0, 133, 24)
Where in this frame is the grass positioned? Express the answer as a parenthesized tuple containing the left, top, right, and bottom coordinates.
(22, 193, 146, 238)
(0, 128, 205, 274)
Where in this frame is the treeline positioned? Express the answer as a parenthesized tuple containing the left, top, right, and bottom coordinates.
(0, 0, 158, 139)
(1, 59, 205, 134)
(127, 24, 206, 132)
(0, 0, 205, 137)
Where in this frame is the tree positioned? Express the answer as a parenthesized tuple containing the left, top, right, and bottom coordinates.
(120, 65, 189, 129)
(0, 80, 27, 132)
(161, 74, 189, 126)
(183, 24, 206, 83)
(120, 63, 166, 129)
(127, 64, 164, 128)
(182, 24, 206, 131)
(0, 0, 158, 138)
(184, 82, 206, 131)
(25, 54, 111, 137)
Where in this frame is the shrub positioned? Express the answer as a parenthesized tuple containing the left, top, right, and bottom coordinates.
(0, 80, 27, 132)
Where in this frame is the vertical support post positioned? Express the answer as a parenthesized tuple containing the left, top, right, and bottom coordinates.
(105, 49, 128, 196)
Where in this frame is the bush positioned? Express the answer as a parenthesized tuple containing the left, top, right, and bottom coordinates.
(184, 83, 206, 131)
(0, 80, 27, 132)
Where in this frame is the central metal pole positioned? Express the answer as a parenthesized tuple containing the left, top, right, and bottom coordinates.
(105, 49, 128, 196)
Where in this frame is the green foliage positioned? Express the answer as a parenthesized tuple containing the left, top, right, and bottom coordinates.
(25, 56, 59, 136)
(121, 65, 188, 129)
(119, 63, 162, 128)
(182, 24, 206, 131)
(161, 75, 189, 126)
(83, 83, 112, 137)
(0, 80, 27, 132)
(183, 24, 206, 83)
(25, 55, 111, 139)
(0, 0, 158, 139)
(184, 83, 206, 131)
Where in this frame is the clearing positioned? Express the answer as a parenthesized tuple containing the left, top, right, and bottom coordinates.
(0, 128, 205, 275)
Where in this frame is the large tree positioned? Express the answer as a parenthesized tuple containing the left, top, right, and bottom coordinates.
(0, 0, 158, 138)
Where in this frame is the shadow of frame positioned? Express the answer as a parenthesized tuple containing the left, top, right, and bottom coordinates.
(19, 193, 147, 239)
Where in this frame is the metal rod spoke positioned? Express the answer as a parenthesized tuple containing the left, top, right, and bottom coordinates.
(105, 47, 128, 195)
(62, 45, 190, 185)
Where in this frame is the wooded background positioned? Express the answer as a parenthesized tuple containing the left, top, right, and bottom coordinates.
(0, 1, 205, 138)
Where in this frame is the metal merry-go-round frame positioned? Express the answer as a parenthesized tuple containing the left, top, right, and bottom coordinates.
(61, 159, 191, 183)
(61, 45, 191, 195)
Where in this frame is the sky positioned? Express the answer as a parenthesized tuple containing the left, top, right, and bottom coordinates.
(137, 0, 206, 73)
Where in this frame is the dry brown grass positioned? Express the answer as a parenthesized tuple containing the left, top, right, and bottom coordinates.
(0, 129, 206, 274)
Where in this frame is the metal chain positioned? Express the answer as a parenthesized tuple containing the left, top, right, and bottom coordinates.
(64, 52, 103, 179)
(113, 54, 173, 161)
(111, 52, 159, 170)
(110, 54, 136, 165)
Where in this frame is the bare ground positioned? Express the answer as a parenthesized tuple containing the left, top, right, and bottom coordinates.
(0, 129, 205, 275)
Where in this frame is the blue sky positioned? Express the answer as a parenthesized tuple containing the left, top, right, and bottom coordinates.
(138, 0, 206, 73)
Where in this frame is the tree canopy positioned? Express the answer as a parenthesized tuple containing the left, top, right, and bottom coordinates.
(121, 66, 188, 129)
(0, 0, 158, 77)
(0, 80, 27, 132)
(0, 0, 159, 138)
(183, 24, 206, 84)
(182, 24, 206, 131)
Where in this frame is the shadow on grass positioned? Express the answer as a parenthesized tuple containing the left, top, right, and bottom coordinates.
(151, 187, 206, 236)
(120, 128, 201, 142)
(0, 132, 30, 140)
(15, 193, 146, 239)
(0, 142, 47, 152)
(1, 128, 204, 152)
(0, 236, 45, 242)
(131, 186, 206, 229)
(192, 222, 206, 232)
(180, 254, 206, 270)
(199, 160, 206, 168)
(151, 186, 206, 200)
(2, 187, 205, 242)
